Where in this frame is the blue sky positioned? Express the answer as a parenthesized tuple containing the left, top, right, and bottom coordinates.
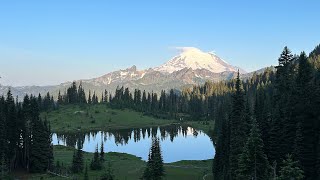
(0, 1, 319, 86)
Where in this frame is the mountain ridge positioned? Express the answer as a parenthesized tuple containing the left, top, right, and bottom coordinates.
(0, 47, 254, 99)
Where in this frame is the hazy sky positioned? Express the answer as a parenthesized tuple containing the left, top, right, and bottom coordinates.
(0, 1, 319, 86)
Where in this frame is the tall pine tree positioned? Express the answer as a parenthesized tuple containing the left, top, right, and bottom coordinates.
(293, 52, 317, 179)
(143, 138, 164, 180)
(229, 71, 249, 178)
(236, 118, 269, 180)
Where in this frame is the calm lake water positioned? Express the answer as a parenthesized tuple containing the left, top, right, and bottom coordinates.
(52, 125, 215, 163)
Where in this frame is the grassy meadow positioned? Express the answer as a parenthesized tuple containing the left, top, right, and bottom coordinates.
(27, 145, 212, 180)
(42, 104, 177, 133)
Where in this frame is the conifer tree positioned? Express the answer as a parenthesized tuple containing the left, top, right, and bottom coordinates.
(292, 52, 317, 178)
(101, 92, 104, 103)
(294, 121, 303, 160)
(57, 90, 63, 105)
(236, 118, 269, 180)
(29, 117, 51, 173)
(44, 119, 54, 169)
(229, 71, 248, 178)
(0, 91, 53, 174)
(147, 93, 152, 112)
(78, 82, 86, 104)
(88, 90, 92, 104)
(0, 99, 7, 178)
(104, 90, 108, 103)
(92, 92, 96, 104)
(143, 152, 152, 180)
(71, 150, 77, 173)
(72, 140, 84, 173)
(0, 154, 7, 179)
(142, 90, 147, 112)
(100, 141, 105, 162)
(316, 138, 320, 179)
(213, 116, 230, 180)
(84, 164, 89, 180)
(273, 46, 296, 159)
(278, 154, 304, 180)
(268, 106, 282, 164)
(254, 87, 270, 157)
(5, 90, 19, 171)
(67, 81, 78, 104)
(159, 90, 166, 112)
(37, 93, 43, 111)
(90, 144, 102, 170)
(0, 96, 7, 177)
(143, 138, 164, 180)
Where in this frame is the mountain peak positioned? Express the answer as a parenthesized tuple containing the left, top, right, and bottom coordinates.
(153, 47, 241, 74)
(126, 65, 137, 71)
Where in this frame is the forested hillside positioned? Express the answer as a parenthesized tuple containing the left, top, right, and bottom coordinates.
(213, 45, 320, 180)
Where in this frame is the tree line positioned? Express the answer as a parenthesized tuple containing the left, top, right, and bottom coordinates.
(0, 91, 53, 178)
(213, 45, 320, 180)
(55, 125, 193, 148)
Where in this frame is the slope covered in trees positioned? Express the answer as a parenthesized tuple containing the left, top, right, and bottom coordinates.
(213, 45, 320, 180)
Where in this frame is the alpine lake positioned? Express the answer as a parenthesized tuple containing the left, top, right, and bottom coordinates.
(52, 124, 215, 163)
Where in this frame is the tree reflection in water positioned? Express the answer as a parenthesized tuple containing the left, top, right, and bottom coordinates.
(54, 124, 201, 148)
(52, 124, 214, 163)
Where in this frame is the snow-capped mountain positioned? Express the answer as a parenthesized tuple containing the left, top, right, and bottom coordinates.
(153, 47, 245, 74)
(80, 47, 245, 88)
(86, 47, 245, 86)
(1, 47, 248, 99)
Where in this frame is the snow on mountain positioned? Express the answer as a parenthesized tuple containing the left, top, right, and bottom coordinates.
(77, 47, 245, 88)
(69, 47, 244, 87)
(1, 47, 249, 99)
(89, 65, 146, 86)
(153, 47, 244, 74)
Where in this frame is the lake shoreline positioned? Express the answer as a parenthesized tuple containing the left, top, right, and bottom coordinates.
(52, 125, 215, 163)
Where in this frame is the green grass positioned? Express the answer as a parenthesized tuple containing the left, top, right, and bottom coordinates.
(34, 105, 214, 179)
(27, 145, 212, 180)
(42, 104, 177, 133)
